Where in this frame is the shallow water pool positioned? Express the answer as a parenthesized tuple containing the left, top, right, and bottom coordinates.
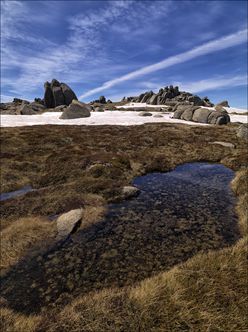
(2, 162, 240, 312)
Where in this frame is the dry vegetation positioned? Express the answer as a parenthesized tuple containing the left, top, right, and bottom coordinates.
(0, 122, 247, 331)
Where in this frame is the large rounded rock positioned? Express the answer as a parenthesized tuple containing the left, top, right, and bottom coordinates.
(208, 111, 230, 125)
(173, 105, 192, 119)
(28, 102, 46, 112)
(56, 208, 83, 239)
(181, 106, 199, 121)
(237, 124, 248, 141)
(216, 115, 230, 125)
(192, 108, 212, 123)
(19, 103, 46, 115)
(19, 104, 37, 115)
(60, 100, 91, 119)
(61, 83, 77, 105)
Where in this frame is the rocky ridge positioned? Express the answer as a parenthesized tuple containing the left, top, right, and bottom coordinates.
(122, 85, 214, 107)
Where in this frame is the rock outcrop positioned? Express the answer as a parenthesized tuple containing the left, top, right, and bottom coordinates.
(122, 86, 214, 107)
(216, 100, 229, 107)
(0, 99, 46, 115)
(237, 124, 248, 141)
(44, 79, 77, 108)
(0, 99, 23, 115)
(60, 100, 91, 119)
(20, 102, 46, 115)
(90, 96, 112, 104)
(173, 104, 230, 125)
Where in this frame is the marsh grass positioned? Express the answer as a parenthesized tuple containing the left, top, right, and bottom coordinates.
(0, 123, 247, 331)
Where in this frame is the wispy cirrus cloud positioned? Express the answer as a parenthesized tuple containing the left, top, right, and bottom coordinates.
(79, 29, 247, 99)
(1, 0, 247, 108)
(2, 0, 172, 97)
(176, 75, 247, 94)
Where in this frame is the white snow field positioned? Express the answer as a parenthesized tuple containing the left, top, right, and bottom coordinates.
(1, 104, 247, 128)
(1, 111, 206, 127)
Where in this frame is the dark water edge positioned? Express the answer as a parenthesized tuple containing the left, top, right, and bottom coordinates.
(0, 185, 33, 201)
(1, 162, 240, 314)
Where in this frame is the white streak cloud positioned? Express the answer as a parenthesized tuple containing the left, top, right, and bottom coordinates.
(177, 75, 247, 93)
(79, 29, 247, 99)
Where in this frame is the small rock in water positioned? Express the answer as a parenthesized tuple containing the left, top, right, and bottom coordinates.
(122, 186, 140, 199)
(153, 114, 163, 118)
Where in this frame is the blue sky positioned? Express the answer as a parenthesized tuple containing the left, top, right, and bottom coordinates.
(1, 0, 247, 107)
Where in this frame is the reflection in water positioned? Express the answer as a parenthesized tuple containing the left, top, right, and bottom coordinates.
(1, 163, 240, 313)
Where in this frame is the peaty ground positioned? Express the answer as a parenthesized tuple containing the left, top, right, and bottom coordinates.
(0, 122, 247, 331)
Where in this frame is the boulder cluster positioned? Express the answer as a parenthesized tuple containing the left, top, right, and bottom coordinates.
(173, 104, 230, 125)
(44, 79, 77, 108)
(0, 98, 46, 115)
(90, 96, 112, 104)
(122, 85, 213, 107)
(0, 80, 92, 118)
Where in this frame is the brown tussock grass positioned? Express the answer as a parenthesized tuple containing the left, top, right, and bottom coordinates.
(0, 307, 41, 332)
(0, 217, 57, 276)
(1, 124, 247, 331)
